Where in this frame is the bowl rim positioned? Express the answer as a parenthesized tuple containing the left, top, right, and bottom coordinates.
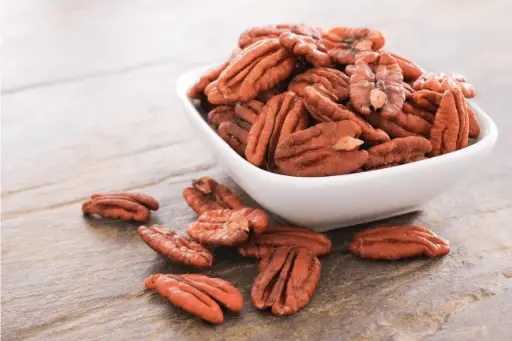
(176, 63, 499, 188)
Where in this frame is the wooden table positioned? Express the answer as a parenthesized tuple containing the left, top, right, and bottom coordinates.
(2, 1, 512, 340)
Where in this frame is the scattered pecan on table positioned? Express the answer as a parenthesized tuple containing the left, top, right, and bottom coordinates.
(348, 225, 450, 260)
(146, 273, 243, 324)
(251, 246, 321, 315)
(138, 225, 214, 268)
(82, 192, 159, 222)
(238, 225, 332, 259)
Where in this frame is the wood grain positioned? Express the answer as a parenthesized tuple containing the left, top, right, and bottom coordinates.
(2, 0, 512, 340)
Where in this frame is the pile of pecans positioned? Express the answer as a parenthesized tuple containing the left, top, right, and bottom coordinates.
(188, 24, 480, 176)
(83, 177, 450, 324)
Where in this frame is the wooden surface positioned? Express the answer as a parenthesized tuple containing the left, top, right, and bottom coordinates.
(2, 1, 512, 340)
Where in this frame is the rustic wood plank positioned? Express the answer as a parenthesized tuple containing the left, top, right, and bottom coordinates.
(2, 0, 512, 340)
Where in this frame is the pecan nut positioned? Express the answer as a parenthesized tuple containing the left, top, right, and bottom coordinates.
(429, 89, 469, 156)
(320, 27, 385, 65)
(348, 225, 450, 260)
(183, 177, 244, 215)
(279, 32, 331, 67)
(349, 52, 405, 117)
(187, 61, 230, 99)
(82, 192, 159, 222)
(251, 247, 321, 315)
(238, 225, 332, 258)
(246, 92, 308, 168)
(303, 85, 390, 144)
(239, 24, 323, 49)
(388, 52, 424, 81)
(364, 136, 432, 170)
(207, 105, 235, 130)
(138, 225, 214, 268)
(187, 209, 250, 246)
(288, 67, 349, 101)
(274, 121, 369, 177)
(364, 108, 432, 138)
(413, 72, 476, 98)
(146, 273, 243, 324)
(206, 39, 295, 104)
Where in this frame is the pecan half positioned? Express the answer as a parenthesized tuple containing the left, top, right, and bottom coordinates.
(288, 67, 349, 101)
(82, 192, 159, 222)
(207, 105, 235, 130)
(365, 136, 432, 170)
(349, 52, 405, 117)
(146, 273, 243, 324)
(413, 72, 476, 98)
(429, 89, 469, 156)
(187, 209, 250, 246)
(274, 121, 369, 176)
(364, 108, 432, 138)
(251, 247, 321, 315)
(183, 177, 244, 215)
(187, 61, 230, 99)
(239, 24, 323, 49)
(348, 225, 450, 260)
(320, 27, 385, 65)
(303, 86, 390, 144)
(206, 39, 295, 104)
(388, 52, 424, 81)
(246, 92, 308, 168)
(279, 32, 331, 67)
(218, 121, 250, 155)
(238, 225, 332, 258)
(138, 225, 214, 268)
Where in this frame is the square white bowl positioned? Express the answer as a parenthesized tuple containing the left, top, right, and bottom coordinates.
(177, 64, 498, 232)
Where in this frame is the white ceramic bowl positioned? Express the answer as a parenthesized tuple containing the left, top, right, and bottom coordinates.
(177, 64, 498, 232)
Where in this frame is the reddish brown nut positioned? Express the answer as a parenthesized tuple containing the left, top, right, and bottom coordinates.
(138, 225, 214, 268)
(303, 86, 390, 144)
(320, 27, 385, 65)
(413, 72, 476, 98)
(145, 273, 243, 324)
(218, 121, 250, 156)
(239, 24, 323, 49)
(388, 52, 425, 81)
(288, 67, 349, 101)
(365, 112, 422, 138)
(466, 105, 481, 138)
(82, 193, 159, 222)
(238, 225, 332, 259)
(207, 106, 235, 130)
(187, 61, 230, 99)
(429, 89, 469, 156)
(349, 52, 405, 117)
(402, 102, 436, 123)
(251, 247, 321, 315)
(246, 92, 308, 168)
(365, 136, 432, 170)
(348, 225, 450, 260)
(364, 107, 432, 138)
(206, 39, 295, 104)
(274, 121, 369, 177)
(183, 177, 244, 215)
(279, 32, 331, 67)
(187, 210, 250, 246)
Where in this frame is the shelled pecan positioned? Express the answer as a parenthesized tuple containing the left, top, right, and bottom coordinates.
(138, 225, 214, 268)
(388, 52, 424, 81)
(187, 209, 250, 246)
(365, 136, 432, 170)
(279, 32, 332, 67)
(239, 24, 323, 48)
(303, 85, 390, 144)
(187, 61, 230, 99)
(349, 52, 405, 117)
(251, 247, 321, 315)
(146, 273, 243, 324)
(413, 72, 476, 98)
(348, 225, 450, 260)
(320, 27, 385, 64)
(206, 39, 296, 104)
(238, 225, 332, 258)
(274, 121, 369, 176)
(288, 67, 349, 101)
(429, 88, 469, 156)
(246, 92, 308, 168)
(82, 192, 159, 222)
(183, 177, 244, 215)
